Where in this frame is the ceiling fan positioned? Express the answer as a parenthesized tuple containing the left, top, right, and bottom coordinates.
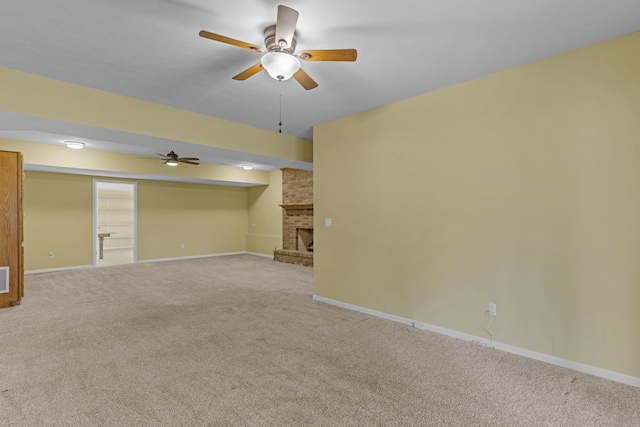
(199, 5, 357, 90)
(142, 151, 200, 166)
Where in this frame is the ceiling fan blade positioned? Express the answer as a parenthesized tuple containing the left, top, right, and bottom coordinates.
(179, 160, 200, 165)
(155, 153, 169, 158)
(293, 68, 318, 90)
(199, 30, 263, 52)
(299, 49, 357, 61)
(232, 63, 264, 80)
(178, 157, 200, 161)
(275, 5, 299, 49)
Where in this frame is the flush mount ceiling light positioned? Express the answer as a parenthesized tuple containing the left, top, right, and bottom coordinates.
(242, 165, 255, 170)
(260, 52, 300, 81)
(64, 141, 85, 149)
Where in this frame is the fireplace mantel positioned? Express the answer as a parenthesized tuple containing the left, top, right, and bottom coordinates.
(279, 204, 313, 211)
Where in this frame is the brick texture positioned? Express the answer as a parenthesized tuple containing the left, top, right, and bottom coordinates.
(282, 168, 313, 205)
(273, 250, 313, 267)
(275, 168, 314, 265)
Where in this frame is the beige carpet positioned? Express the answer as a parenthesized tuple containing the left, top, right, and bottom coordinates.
(0, 255, 638, 426)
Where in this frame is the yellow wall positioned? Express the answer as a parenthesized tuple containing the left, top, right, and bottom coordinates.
(24, 172, 94, 269)
(24, 172, 250, 270)
(1, 56, 304, 263)
(137, 180, 248, 260)
(314, 31, 640, 378)
(247, 169, 283, 255)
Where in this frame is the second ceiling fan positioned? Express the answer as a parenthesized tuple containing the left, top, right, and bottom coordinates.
(199, 5, 357, 90)
(151, 151, 199, 166)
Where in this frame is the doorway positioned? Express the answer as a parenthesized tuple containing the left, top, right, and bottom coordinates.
(93, 180, 137, 267)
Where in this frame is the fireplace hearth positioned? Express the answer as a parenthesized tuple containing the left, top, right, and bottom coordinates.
(274, 203, 313, 266)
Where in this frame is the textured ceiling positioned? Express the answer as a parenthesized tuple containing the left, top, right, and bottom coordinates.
(1, 0, 639, 171)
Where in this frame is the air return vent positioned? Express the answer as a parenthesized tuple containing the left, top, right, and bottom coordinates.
(0, 266, 8, 294)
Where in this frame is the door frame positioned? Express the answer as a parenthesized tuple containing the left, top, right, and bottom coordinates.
(93, 179, 138, 266)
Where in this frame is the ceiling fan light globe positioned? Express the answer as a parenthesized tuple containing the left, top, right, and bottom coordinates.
(261, 52, 300, 81)
(166, 159, 179, 166)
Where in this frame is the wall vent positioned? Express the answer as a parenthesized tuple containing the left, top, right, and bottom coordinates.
(0, 266, 8, 294)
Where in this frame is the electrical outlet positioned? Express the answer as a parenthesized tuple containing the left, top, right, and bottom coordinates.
(48, 252, 54, 259)
(488, 302, 497, 316)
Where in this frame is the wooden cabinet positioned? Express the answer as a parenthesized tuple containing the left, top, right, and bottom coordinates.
(0, 150, 24, 308)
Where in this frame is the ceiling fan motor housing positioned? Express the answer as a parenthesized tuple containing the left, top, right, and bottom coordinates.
(264, 25, 296, 53)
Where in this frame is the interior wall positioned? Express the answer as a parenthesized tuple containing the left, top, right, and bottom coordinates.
(135, 180, 247, 261)
(24, 172, 250, 270)
(314, 31, 640, 378)
(247, 169, 283, 255)
(24, 172, 94, 270)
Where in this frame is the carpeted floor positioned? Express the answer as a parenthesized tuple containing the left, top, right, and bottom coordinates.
(0, 254, 638, 426)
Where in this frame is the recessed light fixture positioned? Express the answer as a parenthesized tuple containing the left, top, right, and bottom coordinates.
(242, 165, 254, 171)
(64, 141, 85, 149)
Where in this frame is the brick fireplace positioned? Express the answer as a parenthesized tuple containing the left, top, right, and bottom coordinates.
(274, 168, 313, 267)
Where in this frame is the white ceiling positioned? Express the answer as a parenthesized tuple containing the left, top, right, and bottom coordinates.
(1, 0, 639, 172)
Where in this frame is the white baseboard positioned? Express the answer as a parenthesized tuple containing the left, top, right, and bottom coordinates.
(246, 252, 274, 259)
(137, 252, 246, 263)
(26, 265, 93, 275)
(312, 295, 640, 389)
(27, 252, 253, 274)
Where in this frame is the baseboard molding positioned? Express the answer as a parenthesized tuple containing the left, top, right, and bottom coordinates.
(245, 252, 274, 259)
(312, 295, 640, 388)
(137, 252, 247, 263)
(26, 265, 93, 275)
(27, 252, 252, 274)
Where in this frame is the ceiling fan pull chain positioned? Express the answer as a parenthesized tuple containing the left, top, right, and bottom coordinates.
(279, 79, 283, 133)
